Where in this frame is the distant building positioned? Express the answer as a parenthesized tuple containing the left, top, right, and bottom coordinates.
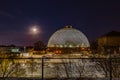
(47, 26, 90, 54)
(98, 31, 120, 53)
(0, 45, 21, 57)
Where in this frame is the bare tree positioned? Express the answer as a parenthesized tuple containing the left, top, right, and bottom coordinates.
(53, 58, 89, 79)
(94, 58, 110, 77)
(94, 58, 120, 79)
(34, 41, 46, 51)
(111, 58, 120, 78)
(0, 58, 26, 77)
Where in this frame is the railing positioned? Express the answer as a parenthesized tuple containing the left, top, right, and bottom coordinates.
(0, 57, 120, 80)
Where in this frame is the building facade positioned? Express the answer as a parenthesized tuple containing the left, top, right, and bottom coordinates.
(98, 31, 120, 54)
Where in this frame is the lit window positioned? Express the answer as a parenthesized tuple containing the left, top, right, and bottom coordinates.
(81, 47, 85, 50)
(55, 50, 61, 54)
(55, 51, 59, 53)
(81, 43, 86, 47)
(76, 45, 80, 47)
(69, 45, 73, 48)
(64, 45, 67, 47)
(55, 44, 59, 47)
(50, 45, 54, 47)
(59, 51, 61, 53)
(60, 45, 63, 48)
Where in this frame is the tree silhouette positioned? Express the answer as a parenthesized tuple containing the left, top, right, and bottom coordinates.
(34, 41, 46, 51)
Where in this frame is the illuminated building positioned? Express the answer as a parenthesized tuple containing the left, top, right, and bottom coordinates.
(98, 31, 120, 53)
(47, 26, 90, 54)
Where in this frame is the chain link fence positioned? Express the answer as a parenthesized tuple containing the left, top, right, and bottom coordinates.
(0, 58, 120, 80)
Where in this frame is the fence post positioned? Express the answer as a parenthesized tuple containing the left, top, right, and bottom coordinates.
(41, 57, 44, 80)
(108, 49, 112, 80)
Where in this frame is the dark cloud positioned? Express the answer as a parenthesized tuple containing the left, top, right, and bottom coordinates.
(0, 11, 14, 18)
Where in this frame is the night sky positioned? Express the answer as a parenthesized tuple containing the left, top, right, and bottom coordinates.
(0, 0, 120, 46)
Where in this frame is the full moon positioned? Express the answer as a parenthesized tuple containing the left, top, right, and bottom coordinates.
(29, 26, 40, 35)
(32, 27, 38, 33)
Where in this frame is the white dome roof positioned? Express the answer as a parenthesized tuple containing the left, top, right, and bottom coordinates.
(47, 26, 90, 48)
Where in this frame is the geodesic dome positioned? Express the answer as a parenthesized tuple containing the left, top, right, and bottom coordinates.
(47, 26, 90, 48)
